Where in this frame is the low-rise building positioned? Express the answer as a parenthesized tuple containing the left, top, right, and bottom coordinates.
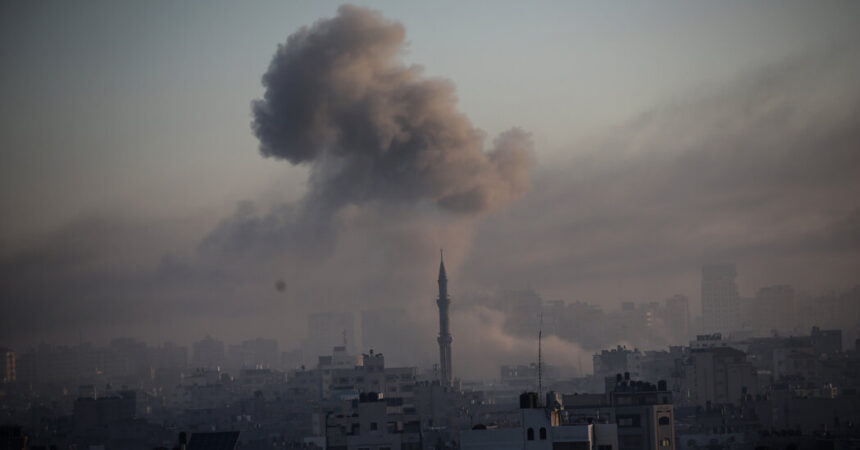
(460, 392, 617, 450)
(325, 392, 421, 450)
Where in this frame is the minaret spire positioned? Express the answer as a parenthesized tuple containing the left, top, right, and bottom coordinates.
(436, 249, 453, 387)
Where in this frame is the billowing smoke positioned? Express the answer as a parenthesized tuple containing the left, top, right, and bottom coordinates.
(452, 306, 588, 379)
(251, 5, 533, 216)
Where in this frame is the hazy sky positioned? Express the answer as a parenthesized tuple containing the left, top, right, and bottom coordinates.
(1, 2, 859, 375)
(3, 1, 858, 239)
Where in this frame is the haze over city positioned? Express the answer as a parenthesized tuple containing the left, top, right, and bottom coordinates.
(1, 3, 859, 449)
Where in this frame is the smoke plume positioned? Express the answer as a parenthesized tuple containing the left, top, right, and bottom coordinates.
(251, 5, 533, 216)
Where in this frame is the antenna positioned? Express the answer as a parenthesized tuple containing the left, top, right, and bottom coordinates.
(538, 312, 543, 407)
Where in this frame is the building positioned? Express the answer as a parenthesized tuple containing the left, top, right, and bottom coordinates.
(436, 251, 453, 387)
(680, 346, 757, 407)
(286, 347, 417, 403)
(73, 389, 137, 432)
(497, 289, 544, 338)
(460, 392, 618, 450)
(639, 347, 686, 389)
(0, 348, 15, 383)
(810, 326, 842, 355)
(563, 376, 675, 450)
(187, 431, 240, 450)
(192, 336, 227, 369)
(152, 341, 188, 369)
(701, 263, 740, 334)
(228, 338, 278, 370)
(501, 364, 560, 390)
(593, 346, 642, 381)
(772, 347, 819, 382)
(609, 381, 674, 450)
(325, 392, 421, 450)
(463, 376, 673, 450)
(663, 295, 691, 344)
(752, 285, 795, 333)
(689, 333, 732, 350)
(108, 337, 150, 375)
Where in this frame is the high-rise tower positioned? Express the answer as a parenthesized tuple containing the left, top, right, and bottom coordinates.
(436, 251, 453, 386)
(701, 263, 740, 334)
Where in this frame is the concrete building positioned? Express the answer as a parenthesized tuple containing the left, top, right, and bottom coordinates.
(773, 347, 819, 382)
(593, 346, 642, 381)
(152, 341, 188, 370)
(563, 376, 675, 450)
(227, 338, 278, 370)
(192, 336, 227, 369)
(286, 347, 417, 404)
(810, 326, 842, 355)
(639, 347, 686, 389)
(680, 347, 757, 407)
(460, 392, 618, 450)
(325, 392, 421, 450)
(752, 285, 795, 333)
(73, 389, 137, 433)
(663, 295, 691, 344)
(501, 364, 560, 390)
(689, 333, 732, 350)
(610, 383, 674, 450)
(701, 264, 740, 334)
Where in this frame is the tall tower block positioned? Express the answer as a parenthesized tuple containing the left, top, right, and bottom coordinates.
(701, 263, 740, 334)
(436, 251, 453, 387)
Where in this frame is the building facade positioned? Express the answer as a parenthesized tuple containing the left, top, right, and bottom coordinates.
(701, 264, 740, 334)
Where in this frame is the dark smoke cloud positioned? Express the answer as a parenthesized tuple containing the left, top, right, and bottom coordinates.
(251, 5, 533, 215)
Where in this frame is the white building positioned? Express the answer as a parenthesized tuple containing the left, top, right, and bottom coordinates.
(460, 394, 619, 450)
(325, 392, 421, 450)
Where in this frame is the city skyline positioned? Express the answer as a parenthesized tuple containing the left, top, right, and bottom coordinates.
(1, 3, 860, 447)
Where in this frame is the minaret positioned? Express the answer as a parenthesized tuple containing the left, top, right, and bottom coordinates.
(436, 250, 453, 387)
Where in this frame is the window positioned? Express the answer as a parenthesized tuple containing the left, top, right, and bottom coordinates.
(370, 422, 378, 431)
(617, 414, 640, 427)
(659, 438, 671, 447)
(540, 427, 547, 440)
(527, 428, 534, 440)
(615, 396, 633, 405)
(658, 416, 671, 426)
(598, 446, 613, 450)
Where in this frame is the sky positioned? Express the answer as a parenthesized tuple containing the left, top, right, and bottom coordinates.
(1, 1, 859, 377)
